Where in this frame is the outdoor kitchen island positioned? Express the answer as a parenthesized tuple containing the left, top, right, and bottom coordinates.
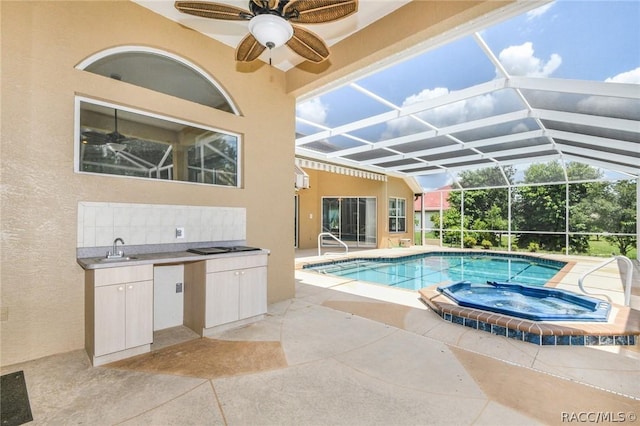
(78, 248, 268, 366)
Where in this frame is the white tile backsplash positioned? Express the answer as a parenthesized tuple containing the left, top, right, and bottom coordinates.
(77, 202, 246, 248)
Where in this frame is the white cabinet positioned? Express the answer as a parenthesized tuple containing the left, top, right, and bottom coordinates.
(184, 253, 267, 336)
(85, 265, 153, 366)
(205, 269, 240, 327)
(238, 266, 268, 319)
(205, 264, 267, 328)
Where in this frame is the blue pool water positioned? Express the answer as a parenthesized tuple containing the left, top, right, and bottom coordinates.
(438, 281, 610, 321)
(305, 252, 565, 291)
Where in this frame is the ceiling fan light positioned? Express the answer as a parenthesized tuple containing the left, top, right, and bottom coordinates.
(248, 14, 293, 49)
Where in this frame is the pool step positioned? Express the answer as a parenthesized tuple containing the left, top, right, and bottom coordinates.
(314, 261, 391, 275)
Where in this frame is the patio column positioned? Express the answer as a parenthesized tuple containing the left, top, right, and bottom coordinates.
(420, 193, 425, 246)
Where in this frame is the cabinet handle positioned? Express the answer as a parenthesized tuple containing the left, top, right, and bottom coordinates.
(118, 286, 124, 291)
(234, 271, 240, 276)
(128, 285, 133, 290)
(240, 271, 245, 275)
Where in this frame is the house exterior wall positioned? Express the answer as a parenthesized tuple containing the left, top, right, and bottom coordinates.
(1, 1, 295, 366)
(296, 169, 414, 249)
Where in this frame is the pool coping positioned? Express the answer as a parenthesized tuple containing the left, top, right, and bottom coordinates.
(299, 250, 568, 271)
(419, 285, 640, 346)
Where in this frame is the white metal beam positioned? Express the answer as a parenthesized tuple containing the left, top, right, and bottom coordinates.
(547, 129, 640, 153)
(556, 145, 639, 169)
(509, 76, 640, 99)
(484, 154, 563, 169)
(534, 109, 640, 133)
(465, 129, 547, 149)
(401, 78, 508, 116)
(329, 114, 541, 161)
(561, 153, 639, 177)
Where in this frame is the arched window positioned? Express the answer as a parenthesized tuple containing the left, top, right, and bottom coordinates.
(76, 46, 239, 114)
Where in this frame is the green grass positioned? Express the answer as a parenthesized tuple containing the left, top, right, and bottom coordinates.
(414, 231, 437, 242)
(413, 233, 637, 258)
(586, 238, 637, 258)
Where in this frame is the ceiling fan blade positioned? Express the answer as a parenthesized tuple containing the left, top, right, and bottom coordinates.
(251, 0, 278, 9)
(174, 1, 252, 21)
(284, 0, 357, 24)
(236, 33, 267, 62)
(286, 25, 329, 63)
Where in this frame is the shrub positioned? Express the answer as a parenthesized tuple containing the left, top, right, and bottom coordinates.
(463, 236, 477, 248)
(528, 242, 540, 252)
(481, 239, 492, 249)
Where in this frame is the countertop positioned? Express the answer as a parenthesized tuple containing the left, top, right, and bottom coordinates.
(77, 249, 269, 270)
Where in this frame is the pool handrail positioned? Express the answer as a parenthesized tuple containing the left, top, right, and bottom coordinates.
(578, 255, 633, 306)
(317, 232, 349, 257)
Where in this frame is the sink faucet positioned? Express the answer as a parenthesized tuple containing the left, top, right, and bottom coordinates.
(107, 238, 125, 258)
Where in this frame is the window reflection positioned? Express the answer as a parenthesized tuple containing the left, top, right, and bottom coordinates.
(77, 100, 240, 187)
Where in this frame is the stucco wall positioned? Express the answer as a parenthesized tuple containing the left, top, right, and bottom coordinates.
(1, 1, 295, 366)
(297, 169, 414, 249)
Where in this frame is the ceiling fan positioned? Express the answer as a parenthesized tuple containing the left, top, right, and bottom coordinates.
(81, 109, 133, 153)
(174, 0, 358, 63)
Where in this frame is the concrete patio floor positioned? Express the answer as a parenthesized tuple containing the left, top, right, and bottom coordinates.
(2, 248, 638, 425)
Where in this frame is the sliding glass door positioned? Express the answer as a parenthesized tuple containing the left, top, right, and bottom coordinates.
(321, 197, 376, 247)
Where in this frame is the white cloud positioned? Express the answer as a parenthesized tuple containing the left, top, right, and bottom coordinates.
(402, 87, 450, 106)
(498, 42, 561, 77)
(296, 98, 328, 124)
(381, 88, 450, 138)
(526, 2, 555, 20)
(605, 67, 640, 84)
(511, 122, 530, 133)
(576, 67, 640, 118)
(382, 87, 505, 139)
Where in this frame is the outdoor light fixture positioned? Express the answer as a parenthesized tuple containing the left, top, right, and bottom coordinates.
(248, 14, 293, 49)
(175, 0, 358, 63)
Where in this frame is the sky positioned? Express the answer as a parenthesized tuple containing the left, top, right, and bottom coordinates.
(295, 0, 640, 189)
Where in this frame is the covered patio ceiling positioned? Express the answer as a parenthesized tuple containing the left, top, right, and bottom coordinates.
(294, 1, 640, 192)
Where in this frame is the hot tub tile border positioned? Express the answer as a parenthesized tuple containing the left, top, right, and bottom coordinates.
(440, 311, 638, 346)
(420, 288, 639, 347)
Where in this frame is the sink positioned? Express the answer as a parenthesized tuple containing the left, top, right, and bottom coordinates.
(96, 256, 138, 263)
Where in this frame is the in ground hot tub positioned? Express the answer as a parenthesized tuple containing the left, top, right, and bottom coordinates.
(437, 281, 611, 322)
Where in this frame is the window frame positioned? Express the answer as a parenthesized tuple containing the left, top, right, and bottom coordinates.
(74, 96, 242, 188)
(388, 197, 407, 233)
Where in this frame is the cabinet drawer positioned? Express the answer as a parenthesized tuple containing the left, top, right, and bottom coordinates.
(92, 265, 154, 287)
(206, 253, 267, 273)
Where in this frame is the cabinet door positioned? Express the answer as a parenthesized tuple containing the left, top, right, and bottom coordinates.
(238, 266, 267, 320)
(205, 270, 240, 328)
(125, 280, 154, 349)
(94, 285, 126, 356)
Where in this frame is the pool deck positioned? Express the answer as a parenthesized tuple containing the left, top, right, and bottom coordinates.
(292, 246, 640, 422)
(1, 246, 637, 425)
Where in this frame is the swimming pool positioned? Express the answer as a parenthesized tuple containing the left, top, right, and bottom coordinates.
(304, 252, 566, 291)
